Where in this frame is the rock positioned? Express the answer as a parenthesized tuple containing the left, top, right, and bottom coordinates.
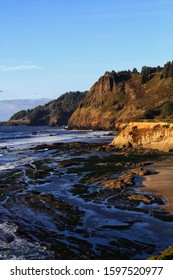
(58, 160, 80, 168)
(0, 146, 8, 150)
(148, 245, 173, 260)
(111, 122, 173, 152)
(0, 233, 14, 243)
(131, 167, 151, 176)
(127, 194, 152, 204)
(103, 179, 125, 190)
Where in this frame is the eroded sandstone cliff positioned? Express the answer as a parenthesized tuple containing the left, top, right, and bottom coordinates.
(111, 122, 173, 152)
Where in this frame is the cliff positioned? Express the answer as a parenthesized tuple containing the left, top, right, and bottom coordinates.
(8, 91, 87, 126)
(111, 122, 173, 152)
(68, 71, 132, 130)
(68, 63, 173, 130)
(8, 61, 173, 129)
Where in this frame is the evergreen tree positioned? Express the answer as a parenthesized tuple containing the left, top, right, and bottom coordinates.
(161, 61, 173, 78)
(132, 68, 138, 74)
(168, 61, 173, 77)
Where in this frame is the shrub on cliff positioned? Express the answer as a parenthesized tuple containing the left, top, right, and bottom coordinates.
(9, 91, 87, 126)
(10, 110, 27, 120)
(148, 245, 173, 260)
(140, 66, 160, 84)
(161, 61, 173, 79)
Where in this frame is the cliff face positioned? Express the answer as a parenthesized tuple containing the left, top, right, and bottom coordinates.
(111, 122, 173, 152)
(68, 70, 173, 130)
(8, 91, 87, 126)
(68, 72, 131, 130)
(8, 61, 173, 129)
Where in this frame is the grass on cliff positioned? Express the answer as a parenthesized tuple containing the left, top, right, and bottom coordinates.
(148, 245, 173, 260)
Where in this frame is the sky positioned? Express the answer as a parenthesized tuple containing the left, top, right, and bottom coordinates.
(0, 98, 50, 121)
(0, 0, 173, 119)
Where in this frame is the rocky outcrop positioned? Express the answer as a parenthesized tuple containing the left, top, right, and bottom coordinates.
(68, 71, 132, 130)
(8, 91, 87, 126)
(7, 61, 173, 129)
(111, 122, 173, 152)
(68, 63, 173, 130)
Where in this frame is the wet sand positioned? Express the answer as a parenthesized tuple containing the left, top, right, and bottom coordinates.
(143, 158, 173, 212)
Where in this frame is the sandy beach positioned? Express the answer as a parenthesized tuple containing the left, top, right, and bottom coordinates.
(143, 158, 173, 212)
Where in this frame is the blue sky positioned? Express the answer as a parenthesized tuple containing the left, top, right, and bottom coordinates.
(0, 98, 50, 121)
(0, 0, 173, 105)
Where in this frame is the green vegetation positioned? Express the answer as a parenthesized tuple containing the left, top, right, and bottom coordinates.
(162, 124, 170, 128)
(132, 68, 138, 74)
(140, 61, 173, 84)
(9, 91, 87, 126)
(9, 60, 173, 129)
(148, 245, 173, 260)
(140, 66, 161, 84)
(10, 110, 27, 120)
(161, 61, 173, 79)
(144, 101, 173, 120)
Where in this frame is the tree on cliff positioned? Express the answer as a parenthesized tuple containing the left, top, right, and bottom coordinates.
(140, 66, 159, 84)
(132, 68, 138, 74)
(9, 91, 87, 126)
(161, 61, 173, 78)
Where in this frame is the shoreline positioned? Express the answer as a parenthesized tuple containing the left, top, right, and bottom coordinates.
(1, 140, 173, 259)
(143, 158, 173, 212)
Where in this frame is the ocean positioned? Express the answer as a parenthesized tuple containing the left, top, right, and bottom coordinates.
(0, 126, 113, 171)
(0, 126, 117, 260)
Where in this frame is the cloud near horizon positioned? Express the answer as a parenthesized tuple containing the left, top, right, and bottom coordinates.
(0, 98, 50, 121)
(0, 64, 42, 72)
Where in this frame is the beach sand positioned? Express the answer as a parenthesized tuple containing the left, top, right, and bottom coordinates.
(143, 158, 173, 212)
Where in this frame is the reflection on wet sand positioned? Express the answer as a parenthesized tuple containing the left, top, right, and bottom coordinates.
(143, 159, 173, 212)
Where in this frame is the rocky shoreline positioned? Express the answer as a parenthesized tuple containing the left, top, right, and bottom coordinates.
(1, 140, 173, 259)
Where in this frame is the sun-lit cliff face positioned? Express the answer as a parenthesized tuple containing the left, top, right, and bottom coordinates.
(68, 71, 133, 130)
(111, 122, 173, 152)
(7, 61, 173, 131)
(68, 67, 173, 130)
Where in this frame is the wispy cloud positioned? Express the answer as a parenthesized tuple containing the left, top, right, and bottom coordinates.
(0, 64, 42, 72)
